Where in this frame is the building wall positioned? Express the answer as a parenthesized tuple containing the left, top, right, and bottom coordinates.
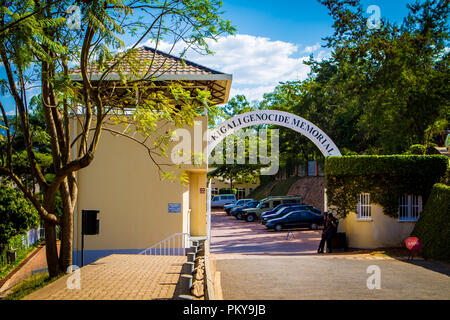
(210, 178, 260, 198)
(72, 116, 207, 264)
(338, 204, 416, 248)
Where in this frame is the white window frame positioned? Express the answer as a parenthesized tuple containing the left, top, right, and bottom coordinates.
(357, 193, 372, 221)
(398, 195, 422, 222)
(211, 187, 219, 196)
(237, 188, 246, 199)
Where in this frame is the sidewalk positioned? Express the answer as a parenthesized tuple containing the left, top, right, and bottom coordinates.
(23, 254, 186, 300)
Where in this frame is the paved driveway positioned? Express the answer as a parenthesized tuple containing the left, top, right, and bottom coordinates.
(211, 210, 450, 300)
(211, 209, 322, 257)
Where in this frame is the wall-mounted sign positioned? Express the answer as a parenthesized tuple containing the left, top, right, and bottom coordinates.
(168, 203, 182, 213)
(200, 188, 206, 194)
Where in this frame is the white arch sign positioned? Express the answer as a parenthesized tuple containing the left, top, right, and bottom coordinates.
(207, 110, 341, 157)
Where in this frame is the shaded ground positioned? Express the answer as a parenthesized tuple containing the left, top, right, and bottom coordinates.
(217, 256, 450, 300)
(211, 209, 450, 300)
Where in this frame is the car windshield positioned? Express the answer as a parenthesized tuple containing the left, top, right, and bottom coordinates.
(235, 200, 245, 205)
(247, 201, 259, 208)
(274, 207, 289, 215)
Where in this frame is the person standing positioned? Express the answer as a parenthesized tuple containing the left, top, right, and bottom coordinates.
(317, 213, 329, 254)
(326, 213, 338, 253)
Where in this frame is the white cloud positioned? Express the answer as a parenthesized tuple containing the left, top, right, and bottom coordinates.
(141, 34, 329, 102)
(6, 110, 15, 116)
(303, 43, 321, 54)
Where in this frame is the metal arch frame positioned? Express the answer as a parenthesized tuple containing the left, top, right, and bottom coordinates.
(207, 110, 342, 157)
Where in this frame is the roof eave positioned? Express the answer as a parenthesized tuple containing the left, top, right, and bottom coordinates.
(69, 73, 232, 82)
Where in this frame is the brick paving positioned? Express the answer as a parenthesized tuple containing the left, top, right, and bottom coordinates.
(23, 254, 186, 300)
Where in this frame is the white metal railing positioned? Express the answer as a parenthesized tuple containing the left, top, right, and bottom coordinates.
(139, 233, 191, 256)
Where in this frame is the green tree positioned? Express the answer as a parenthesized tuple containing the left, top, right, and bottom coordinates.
(0, 184, 39, 249)
(209, 95, 267, 188)
(316, 0, 449, 154)
(0, 0, 235, 277)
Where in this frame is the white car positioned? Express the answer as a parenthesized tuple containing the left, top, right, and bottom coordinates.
(211, 194, 237, 208)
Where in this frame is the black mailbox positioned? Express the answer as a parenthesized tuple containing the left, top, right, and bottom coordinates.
(82, 210, 99, 235)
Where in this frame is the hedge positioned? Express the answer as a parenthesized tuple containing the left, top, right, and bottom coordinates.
(219, 188, 237, 195)
(411, 184, 450, 262)
(325, 155, 448, 217)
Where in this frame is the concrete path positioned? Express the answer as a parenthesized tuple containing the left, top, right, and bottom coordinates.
(211, 210, 450, 300)
(217, 256, 450, 300)
(24, 254, 186, 300)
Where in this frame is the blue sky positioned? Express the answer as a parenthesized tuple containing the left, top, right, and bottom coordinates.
(1, 0, 418, 114)
(220, 0, 412, 45)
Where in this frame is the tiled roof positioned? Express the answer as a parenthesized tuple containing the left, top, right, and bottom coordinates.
(70, 46, 226, 78)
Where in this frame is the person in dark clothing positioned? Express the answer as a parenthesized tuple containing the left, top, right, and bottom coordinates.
(325, 213, 338, 253)
(317, 213, 329, 254)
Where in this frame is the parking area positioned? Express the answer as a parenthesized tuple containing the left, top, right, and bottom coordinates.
(211, 209, 322, 257)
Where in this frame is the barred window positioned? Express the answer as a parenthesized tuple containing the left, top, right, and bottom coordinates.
(357, 193, 372, 220)
(237, 188, 246, 199)
(399, 195, 422, 221)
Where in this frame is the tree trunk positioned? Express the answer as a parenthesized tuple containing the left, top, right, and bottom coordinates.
(230, 175, 233, 194)
(43, 220, 60, 277)
(59, 180, 74, 272)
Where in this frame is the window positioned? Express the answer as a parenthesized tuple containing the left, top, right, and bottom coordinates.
(260, 202, 270, 209)
(212, 196, 220, 201)
(237, 188, 246, 199)
(357, 193, 371, 220)
(399, 195, 422, 221)
(307, 161, 317, 176)
(272, 200, 282, 207)
(211, 188, 219, 196)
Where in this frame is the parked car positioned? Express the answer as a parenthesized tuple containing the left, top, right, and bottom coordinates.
(211, 194, 237, 208)
(239, 196, 302, 222)
(231, 200, 260, 218)
(224, 199, 254, 215)
(265, 210, 324, 231)
(260, 203, 307, 218)
(261, 205, 321, 225)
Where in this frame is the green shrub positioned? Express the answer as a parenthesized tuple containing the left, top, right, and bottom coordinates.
(325, 155, 448, 217)
(0, 184, 39, 248)
(408, 144, 426, 155)
(411, 184, 450, 262)
(219, 188, 237, 195)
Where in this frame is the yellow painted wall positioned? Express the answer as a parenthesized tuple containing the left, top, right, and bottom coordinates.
(189, 171, 208, 237)
(339, 204, 416, 248)
(72, 116, 207, 252)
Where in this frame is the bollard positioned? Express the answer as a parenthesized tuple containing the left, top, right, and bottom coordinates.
(187, 252, 196, 262)
(181, 274, 193, 290)
(184, 262, 195, 274)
